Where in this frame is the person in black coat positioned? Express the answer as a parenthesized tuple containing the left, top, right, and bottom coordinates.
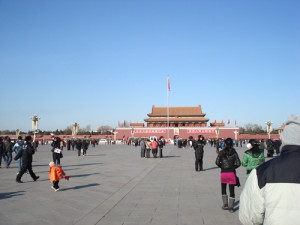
(193, 135, 206, 171)
(215, 138, 241, 212)
(81, 140, 89, 156)
(15, 136, 39, 183)
(51, 136, 62, 164)
(76, 139, 82, 157)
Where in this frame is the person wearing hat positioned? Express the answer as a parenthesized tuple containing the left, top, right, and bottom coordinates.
(239, 114, 300, 225)
(15, 136, 39, 183)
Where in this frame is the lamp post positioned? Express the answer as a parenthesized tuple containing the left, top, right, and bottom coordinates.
(233, 130, 239, 141)
(215, 127, 220, 140)
(30, 114, 40, 142)
(265, 121, 273, 139)
(16, 129, 20, 137)
(72, 122, 79, 138)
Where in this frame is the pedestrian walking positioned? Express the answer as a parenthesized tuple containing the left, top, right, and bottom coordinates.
(193, 135, 206, 171)
(81, 140, 89, 156)
(13, 136, 24, 173)
(4, 137, 13, 168)
(0, 137, 5, 168)
(239, 114, 300, 224)
(15, 136, 39, 183)
(242, 139, 265, 174)
(215, 138, 241, 213)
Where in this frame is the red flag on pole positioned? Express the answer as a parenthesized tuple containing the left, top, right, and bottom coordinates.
(221, 120, 224, 124)
(213, 120, 216, 125)
(235, 120, 237, 126)
(168, 76, 170, 91)
(124, 120, 126, 126)
(228, 120, 230, 125)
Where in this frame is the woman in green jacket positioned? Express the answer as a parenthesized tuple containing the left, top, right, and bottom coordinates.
(242, 139, 265, 174)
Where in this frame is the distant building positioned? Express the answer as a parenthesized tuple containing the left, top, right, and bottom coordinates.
(144, 105, 209, 127)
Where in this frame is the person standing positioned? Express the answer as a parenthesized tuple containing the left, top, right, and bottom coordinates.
(81, 140, 88, 156)
(273, 139, 282, 156)
(145, 139, 151, 158)
(4, 137, 13, 168)
(242, 139, 265, 174)
(266, 139, 274, 157)
(215, 138, 241, 213)
(76, 139, 82, 157)
(13, 136, 24, 173)
(15, 136, 39, 183)
(259, 139, 265, 154)
(140, 139, 145, 158)
(193, 135, 206, 171)
(51, 136, 62, 164)
(0, 137, 5, 168)
(151, 138, 158, 158)
(239, 114, 300, 224)
(158, 137, 164, 158)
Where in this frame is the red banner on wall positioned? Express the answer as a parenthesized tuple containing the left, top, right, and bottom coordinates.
(187, 129, 216, 133)
(134, 129, 166, 134)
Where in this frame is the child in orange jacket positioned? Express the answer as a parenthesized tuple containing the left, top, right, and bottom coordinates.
(49, 162, 69, 191)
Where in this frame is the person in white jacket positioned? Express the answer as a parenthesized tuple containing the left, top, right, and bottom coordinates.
(239, 114, 300, 225)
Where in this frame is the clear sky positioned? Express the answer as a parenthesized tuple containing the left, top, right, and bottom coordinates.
(0, 0, 299, 132)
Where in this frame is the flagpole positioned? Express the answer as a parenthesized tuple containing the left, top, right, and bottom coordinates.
(167, 75, 170, 141)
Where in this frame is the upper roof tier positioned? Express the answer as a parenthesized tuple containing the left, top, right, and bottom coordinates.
(147, 105, 206, 117)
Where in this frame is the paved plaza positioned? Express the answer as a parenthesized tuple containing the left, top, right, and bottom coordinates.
(0, 143, 251, 225)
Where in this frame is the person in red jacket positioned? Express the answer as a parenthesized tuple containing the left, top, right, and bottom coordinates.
(49, 161, 69, 191)
(151, 138, 158, 158)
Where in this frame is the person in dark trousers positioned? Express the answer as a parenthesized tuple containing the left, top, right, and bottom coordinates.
(158, 137, 164, 158)
(215, 138, 241, 213)
(4, 137, 14, 168)
(140, 139, 145, 158)
(0, 137, 5, 168)
(81, 140, 88, 156)
(76, 139, 82, 157)
(13, 136, 24, 173)
(193, 135, 206, 171)
(51, 136, 62, 164)
(15, 136, 39, 183)
(151, 138, 158, 158)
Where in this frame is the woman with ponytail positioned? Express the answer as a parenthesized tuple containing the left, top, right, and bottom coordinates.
(242, 139, 265, 175)
(216, 138, 241, 213)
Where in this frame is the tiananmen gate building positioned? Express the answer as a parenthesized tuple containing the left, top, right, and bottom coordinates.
(116, 105, 240, 140)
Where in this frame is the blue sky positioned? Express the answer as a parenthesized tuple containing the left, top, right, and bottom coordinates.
(0, 0, 299, 131)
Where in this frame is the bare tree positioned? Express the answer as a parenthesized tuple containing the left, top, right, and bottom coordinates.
(98, 125, 112, 134)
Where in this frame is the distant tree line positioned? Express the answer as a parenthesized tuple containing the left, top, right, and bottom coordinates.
(239, 123, 277, 135)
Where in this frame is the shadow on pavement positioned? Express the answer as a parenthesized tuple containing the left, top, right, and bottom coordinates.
(205, 166, 219, 171)
(70, 173, 100, 178)
(0, 191, 25, 199)
(61, 183, 100, 191)
(163, 155, 180, 158)
(63, 163, 103, 167)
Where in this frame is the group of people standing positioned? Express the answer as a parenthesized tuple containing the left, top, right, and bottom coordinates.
(140, 137, 164, 158)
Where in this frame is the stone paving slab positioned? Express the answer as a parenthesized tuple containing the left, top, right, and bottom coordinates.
(0, 143, 255, 225)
